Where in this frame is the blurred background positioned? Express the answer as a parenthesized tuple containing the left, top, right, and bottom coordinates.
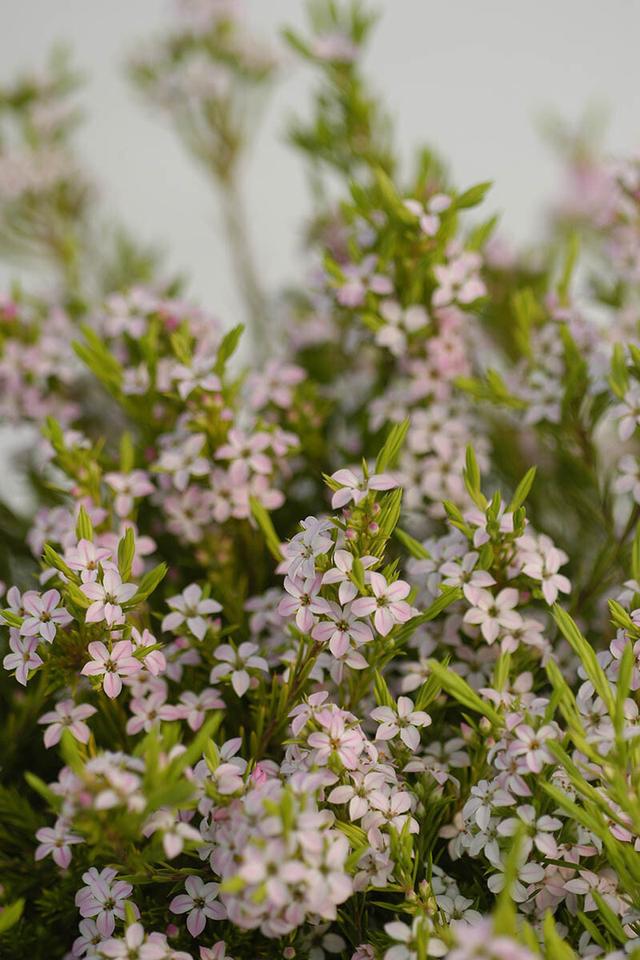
(0, 0, 639, 326)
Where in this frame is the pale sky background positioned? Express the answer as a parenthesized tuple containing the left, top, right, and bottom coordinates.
(1, 0, 640, 327)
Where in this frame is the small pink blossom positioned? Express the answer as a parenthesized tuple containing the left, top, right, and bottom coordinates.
(278, 574, 325, 633)
(38, 699, 97, 747)
(170, 875, 226, 937)
(509, 723, 557, 774)
(351, 572, 414, 636)
(370, 696, 431, 751)
(81, 570, 138, 626)
(162, 583, 222, 640)
(312, 600, 374, 657)
(65, 538, 113, 582)
(321, 549, 377, 604)
(209, 642, 268, 696)
(329, 467, 398, 509)
(81, 640, 141, 698)
(104, 470, 154, 517)
(20, 589, 72, 643)
(463, 587, 522, 644)
(35, 818, 83, 869)
(3, 633, 43, 685)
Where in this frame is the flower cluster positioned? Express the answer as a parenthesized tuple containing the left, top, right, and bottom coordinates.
(3, 2, 640, 960)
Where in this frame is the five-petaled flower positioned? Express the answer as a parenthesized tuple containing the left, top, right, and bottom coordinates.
(81, 570, 138, 626)
(38, 699, 97, 747)
(351, 572, 414, 636)
(81, 640, 141, 698)
(370, 696, 432, 751)
(169, 875, 226, 937)
(162, 583, 222, 640)
(20, 589, 72, 643)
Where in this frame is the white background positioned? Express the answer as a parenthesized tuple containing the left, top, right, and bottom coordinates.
(1, 0, 639, 324)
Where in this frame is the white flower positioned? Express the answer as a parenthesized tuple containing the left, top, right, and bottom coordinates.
(209, 642, 268, 696)
(162, 583, 222, 640)
(370, 696, 431, 751)
(463, 587, 522, 644)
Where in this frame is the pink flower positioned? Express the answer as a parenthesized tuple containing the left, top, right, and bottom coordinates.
(81, 570, 138, 626)
(328, 771, 389, 821)
(163, 688, 224, 730)
(370, 696, 431, 751)
(351, 572, 414, 636)
(38, 699, 97, 747)
(463, 587, 522, 644)
(433, 250, 486, 307)
(440, 551, 496, 599)
(329, 468, 398, 509)
(104, 470, 154, 517)
(162, 583, 222, 640)
(509, 723, 557, 774)
(75, 867, 136, 937)
(126, 688, 173, 735)
(20, 589, 72, 643)
(130, 626, 166, 676)
(65, 538, 112, 582)
(278, 574, 325, 633)
(216, 428, 272, 474)
(280, 516, 334, 580)
(312, 600, 374, 657)
(81, 640, 141, 698)
(366, 789, 418, 834)
(321, 549, 378, 604)
(613, 386, 640, 442)
(497, 804, 562, 858)
(170, 875, 226, 937)
(209, 642, 268, 696)
(35, 818, 83, 869)
(3, 633, 43, 685)
(143, 809, 201, 859)
(307, 714, 365, 769)
(157, 433, 209, 492)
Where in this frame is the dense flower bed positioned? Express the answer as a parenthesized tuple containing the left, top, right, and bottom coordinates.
(2, 2, 640, 958)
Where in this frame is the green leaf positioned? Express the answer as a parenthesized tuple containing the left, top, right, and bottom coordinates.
(214, 323, 244, 375)
(395, 528, 430, 559)
(463, 445, 486, 509)
(591, 890, 627, 944)
(250, 497, 283, 562)
(552, 605, 615, 715)
(0, 898, 25, 935)
(558, 232, 580, 303)
(373, 669, 395, 708)
(25, 772, 58, 805)
(120, 432, 135, 472)
(392, 587, 462, 649)
(426, 658, 501, 726)
(42, 543, 77, 581)
(117, 527, 136, 581)
(543, 912, 576, 959)
(414, 674, 442, 712)
(609, 343, 629, 399)
(375, 418, 410, 473)
(76, 505, 94, 542)
(375, 488, 403, 542)
(508, 467, 536, 512)
(456, 180, 492, 209)
(373, 169, 414, 224)
(0, 609, 23, 628)
(129, 563, 167, 606)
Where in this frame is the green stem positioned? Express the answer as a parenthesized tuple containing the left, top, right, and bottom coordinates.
(219, 173, 269, 361)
